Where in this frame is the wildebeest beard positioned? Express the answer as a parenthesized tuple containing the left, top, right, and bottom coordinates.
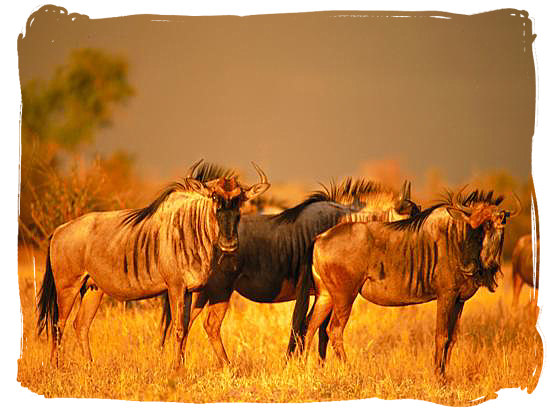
(481, 228, 504, 269)
(462, 225, 503, 292)
(211, 246, 239, 271)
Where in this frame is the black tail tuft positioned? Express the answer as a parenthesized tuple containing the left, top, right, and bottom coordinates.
(287, 245, 314, 357)
(37, 242, 58, 338)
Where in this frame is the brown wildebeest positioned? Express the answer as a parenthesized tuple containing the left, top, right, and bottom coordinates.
(37, 160, 270, 369)
(512, 234, 539, 307)
(304, 188, 521, 377)
(160, 179, 420, 365)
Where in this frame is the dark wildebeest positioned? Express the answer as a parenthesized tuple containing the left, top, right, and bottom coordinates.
(512, 234, 539, 307)
(37, 160, 270, 368)
(161, 179, 420, 365)
(304, 189, 521, 377)
(242, 195, 288, 215)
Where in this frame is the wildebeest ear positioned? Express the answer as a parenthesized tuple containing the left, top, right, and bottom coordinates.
(186, 178, 210, 197)
(244, 183, 271, 201)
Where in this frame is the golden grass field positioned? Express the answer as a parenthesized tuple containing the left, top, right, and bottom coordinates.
(16, 247, 542, 406)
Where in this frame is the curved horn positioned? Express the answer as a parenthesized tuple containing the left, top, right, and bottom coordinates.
(398, 180, 407, 201)
(508, 192, 523, 218)
(452, 185, 472, 215)
(405, 180, 411, 200)
(251, 161, 268, 184)
(186, 159, 204, 179)
(243, 162, 271, 201)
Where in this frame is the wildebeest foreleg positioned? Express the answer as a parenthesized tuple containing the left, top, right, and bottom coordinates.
(160, 291, 207, 348)
(167, 284, 190, 370)
(177, 291, 208, 358)
(512, 271, 524, 307)
(434, 295, 463, 376)
(203, 299, 231, 366)
(444, 300, 464, 368)
(73, 288, 104, 362)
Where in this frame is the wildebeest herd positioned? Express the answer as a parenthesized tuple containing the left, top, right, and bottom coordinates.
(37, 160, 535, 378)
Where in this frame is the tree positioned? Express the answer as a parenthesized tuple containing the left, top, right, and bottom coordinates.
(19, 48, 135, 248)
(21, 48, 133, 151)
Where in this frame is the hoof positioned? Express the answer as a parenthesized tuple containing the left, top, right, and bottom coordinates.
(172, 365, 186, 378)
(434, 370, 448, 385)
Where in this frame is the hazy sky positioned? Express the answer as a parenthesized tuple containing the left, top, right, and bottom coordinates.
(18, 6, 536, 185)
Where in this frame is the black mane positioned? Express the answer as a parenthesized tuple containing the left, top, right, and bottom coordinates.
(461, 190, 504, 207)
(193, 163, 235, 183)
(386, 189, 504, 232)
(268, 196, 327, 225)
(386, 203, 445, 232)
(270, 178, 385, 224)
(249, 195, 288, 210)
(122, 162, 234, 227)
(329, 178, 387, 203)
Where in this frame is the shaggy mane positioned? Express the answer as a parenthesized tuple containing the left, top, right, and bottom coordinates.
(271, 178, 387, 224)
(386, 189, 504, 232)
(122, 162, 234, 227)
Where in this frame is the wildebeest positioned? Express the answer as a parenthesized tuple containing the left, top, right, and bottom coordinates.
(512, 234, 539, 307)
(242, 195, 288, 215)
(304, 188, 521, 377)
(37, 160, 270, 368)
(161, 179, 420, 366)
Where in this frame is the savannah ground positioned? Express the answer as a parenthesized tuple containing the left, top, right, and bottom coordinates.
(16, 247, 542, 405)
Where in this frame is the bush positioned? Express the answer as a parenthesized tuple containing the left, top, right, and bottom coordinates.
(19, 155, 135, 250)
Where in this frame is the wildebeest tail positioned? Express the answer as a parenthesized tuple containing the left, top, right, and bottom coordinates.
(287, 245, 314, 356)
(160, 291, 171, 347)
(37, 241, 58, 338)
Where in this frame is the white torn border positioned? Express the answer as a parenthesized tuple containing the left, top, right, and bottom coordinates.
(5, 1, 550, 410)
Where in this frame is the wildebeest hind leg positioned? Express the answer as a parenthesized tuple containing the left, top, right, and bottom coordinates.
(327, 299, 354, 362)
(73, 288, 104, 362)
(318, 312, 331, 360)
(51, 285, 82, 366)
(303, 293, 333, 361)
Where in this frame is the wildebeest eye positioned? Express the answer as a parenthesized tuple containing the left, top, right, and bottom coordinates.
(501, 211, 510, 225)
(212, 194, 218, 202)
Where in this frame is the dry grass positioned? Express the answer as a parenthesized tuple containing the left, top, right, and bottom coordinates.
(16, 247, 542, 405)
